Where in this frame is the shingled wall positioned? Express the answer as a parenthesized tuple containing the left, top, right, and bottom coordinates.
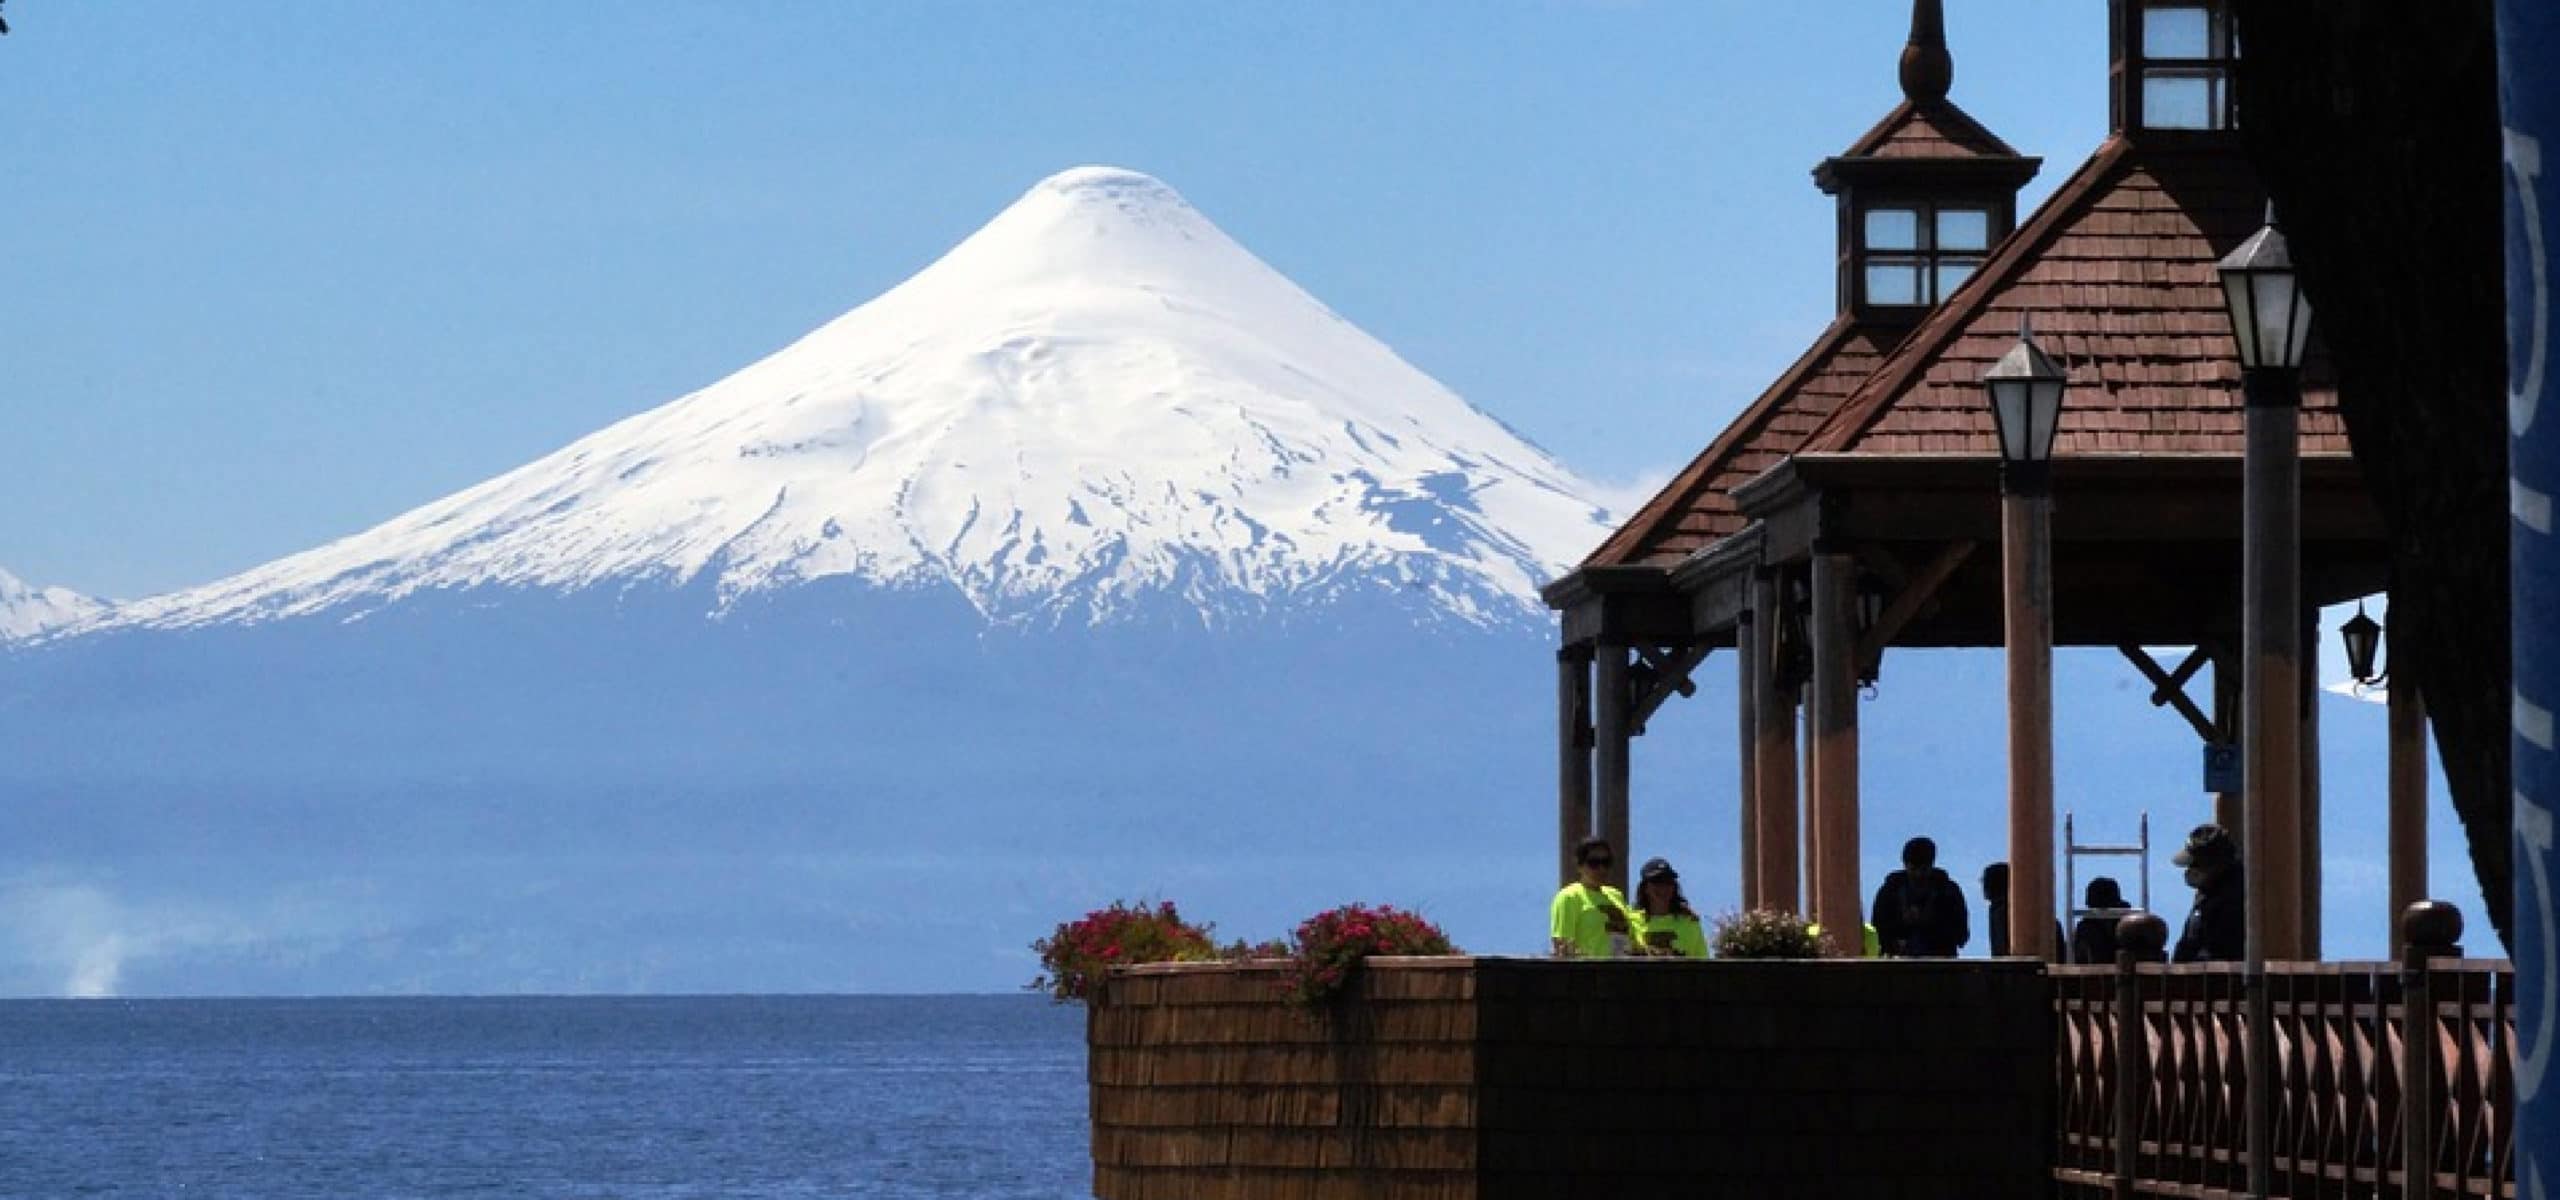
(1090, 956, 2053, 1200)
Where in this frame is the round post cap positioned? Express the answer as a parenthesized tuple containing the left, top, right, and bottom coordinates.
(2115, 912, 2170, 957)
(2400, 900, 2463, 950)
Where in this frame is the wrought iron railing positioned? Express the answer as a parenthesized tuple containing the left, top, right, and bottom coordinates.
(2051, 907, 2514, 1198)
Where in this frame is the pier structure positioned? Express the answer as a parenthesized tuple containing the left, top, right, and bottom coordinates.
(1542, 0, 2421, 961)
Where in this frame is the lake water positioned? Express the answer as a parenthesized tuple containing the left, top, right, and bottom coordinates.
(0, 994, 1093, 1198)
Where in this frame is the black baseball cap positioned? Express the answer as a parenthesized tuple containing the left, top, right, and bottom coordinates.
(2172, 823, 2238, 868)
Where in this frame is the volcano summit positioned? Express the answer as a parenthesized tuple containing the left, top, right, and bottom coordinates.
(104, 167, 1611, 634)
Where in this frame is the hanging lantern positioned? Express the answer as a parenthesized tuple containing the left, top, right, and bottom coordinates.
(2341, 603, 2384, 687)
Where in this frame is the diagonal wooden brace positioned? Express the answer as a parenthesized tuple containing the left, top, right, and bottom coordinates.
(1629, 642, 1710, 735)
(2117, 643, 2220, 743)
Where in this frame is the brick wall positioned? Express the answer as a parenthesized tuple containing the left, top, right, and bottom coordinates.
(1090, 956, 2053, 1200)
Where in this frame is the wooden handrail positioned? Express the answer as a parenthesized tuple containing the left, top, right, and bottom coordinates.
(2052, 902, 2514, 1200)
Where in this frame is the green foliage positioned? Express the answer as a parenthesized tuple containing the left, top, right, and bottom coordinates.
(1709, 908, 1829, 959)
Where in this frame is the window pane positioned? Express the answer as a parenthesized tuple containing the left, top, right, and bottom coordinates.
(1865, 262, 1922, 306)
(1936, 258, 1982, 299)
(2143, 4, 2212, 58)
(1937, 209, 1991, 251)
(1865, 208, 1919, 251)
(2144, 70, 2226, 130)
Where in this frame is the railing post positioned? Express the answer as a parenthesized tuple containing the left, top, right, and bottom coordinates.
(2401, 900, 2463, 1200)
(2115, 914, 2170, 1199)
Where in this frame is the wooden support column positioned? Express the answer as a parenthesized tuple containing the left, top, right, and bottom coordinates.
(1809, 552, 1862, 958)
(2213, 644, 2243, 833)
(2300, 611, 2323, 960)
(2388, 678, 2428, 956)
(2002, 484, 2058, 963)
(1737, 614, 1762, 913)
(1557, 645, 1594, 888)
(1803, 707, 1823, 912)
(2242, 371, 2305, 965)
(1595, 641, 1633, 894)
(1751, 571, 1801, 913)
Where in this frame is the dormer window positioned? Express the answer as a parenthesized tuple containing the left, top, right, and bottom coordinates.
(1861, 202, 1991, 307)
(2129, 1, 2237, 131)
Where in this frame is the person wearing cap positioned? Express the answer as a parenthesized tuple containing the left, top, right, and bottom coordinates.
(2170, 824, 2245, 963)
(1630, 857, 1708, 958)
(1550, 837, 1635, 958)
(2070, 877, 2142, 965)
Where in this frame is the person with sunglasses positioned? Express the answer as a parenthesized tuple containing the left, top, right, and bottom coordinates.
(1550, 837, 1635, 958)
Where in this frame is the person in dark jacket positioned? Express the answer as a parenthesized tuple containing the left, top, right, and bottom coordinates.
(2071, 877, 2134, 964)
(1872, 837, 1970, 957)
(1981, 859, 2064, 959)
(2170, 824, 2246, 963)
(1982, 862, 2012, 956)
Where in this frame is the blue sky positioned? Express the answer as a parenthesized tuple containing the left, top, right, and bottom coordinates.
(0, 1, 2106, 599)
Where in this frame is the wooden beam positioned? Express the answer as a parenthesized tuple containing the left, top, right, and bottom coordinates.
(1558, 646, 1593, 889)
(1595, 642, 1634, 895)
(1856, 540, 1979, 666)
(1738, 612, 1761, 913)
(2242, 390, 2305, 965)
(2117, 644, 2220, 743)
(1750, 573, 1800, 913)
(2003, 491, 2058, 963)
(2300, 614, 2323, 960)
(2211, 642, 2243, 833)
(1810, 553, 1863, 958)
(2388, 678, 2427, 956)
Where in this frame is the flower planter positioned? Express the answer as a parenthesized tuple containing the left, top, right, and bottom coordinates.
(1089, 956, 2052, 1199)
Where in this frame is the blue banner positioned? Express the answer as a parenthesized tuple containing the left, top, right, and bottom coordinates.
(2503, 2, 2560, 1191)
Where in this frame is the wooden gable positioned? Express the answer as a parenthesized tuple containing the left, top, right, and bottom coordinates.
(1835, 97, 2020, 163)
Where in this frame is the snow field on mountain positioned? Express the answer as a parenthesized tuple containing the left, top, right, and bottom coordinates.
(101, 166, 1614, 633)
(0, 568, 106, 641)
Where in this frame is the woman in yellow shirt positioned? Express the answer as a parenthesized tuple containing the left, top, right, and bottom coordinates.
(1631, 857, 1709, 958)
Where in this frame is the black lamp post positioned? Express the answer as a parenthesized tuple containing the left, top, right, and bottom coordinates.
(2342, 603, 2384, 687)
(2219, 202, 2312, 1200)
(1983, 315, 2066, 963)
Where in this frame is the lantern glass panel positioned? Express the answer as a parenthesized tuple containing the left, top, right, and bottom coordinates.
(2027, 377, 2065, 462)
(2248, 272, 2304, 370)
(2219, 270, 2261, 365)
(1989, 378, 2031, 464)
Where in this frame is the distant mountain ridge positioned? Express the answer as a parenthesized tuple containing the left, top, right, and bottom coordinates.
(91, 166, 1612, 636)
(0, 568, 106, 641)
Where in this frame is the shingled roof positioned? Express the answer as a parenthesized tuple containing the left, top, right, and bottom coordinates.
(1580, 320, 1894, 570)
(1802, 137, 2346, 457)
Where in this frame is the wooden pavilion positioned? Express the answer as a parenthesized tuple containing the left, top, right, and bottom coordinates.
(1542, 0, 2420, 961)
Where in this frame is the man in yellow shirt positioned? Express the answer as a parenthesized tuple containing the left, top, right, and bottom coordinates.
(1550, 838, 1634, 957)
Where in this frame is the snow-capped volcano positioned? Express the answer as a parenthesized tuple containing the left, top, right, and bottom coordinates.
(0, 568, 108, 641)
(108, 166, 1612, 632)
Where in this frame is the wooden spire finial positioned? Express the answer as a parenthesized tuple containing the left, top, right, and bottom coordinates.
(1899, 0, 1952, 103)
